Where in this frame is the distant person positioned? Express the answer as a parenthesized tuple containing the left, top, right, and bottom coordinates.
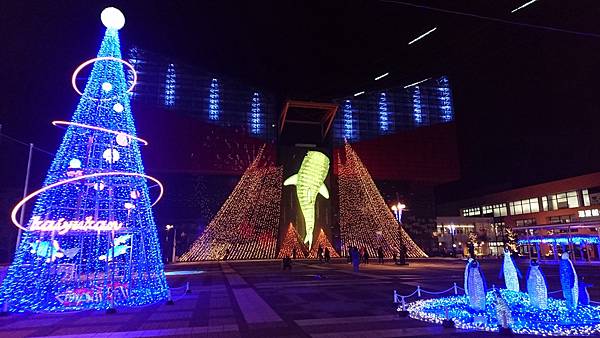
(224, 248, 230, 261)
(399, 244, 407, 265)
(359, 247, 365, 262)
(351, 247, 360, 272)
(347, 247, 352, 263)
(377, 247, 384, 264)
(282, 256, 292, 270)
(468, 242, 475, 259)
(392, 252, 398, 265)
(292, 248, 297, 260)
(324, 247, 331, 263)
(317, 246, 324, 263)
(363, 247, 370, 264)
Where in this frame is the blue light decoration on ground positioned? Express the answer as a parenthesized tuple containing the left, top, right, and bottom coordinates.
(437, 76, 453, 122)
(378, 93, 390, 132)
(408, 289, 600, 335)
(0, 7, 168, 312)
(249, 92, 262, 135)
(208, 78, 220, 121)
(412, 86, 423, 126)
(164, 63, 176, 106)
(343, 100, 354, 140)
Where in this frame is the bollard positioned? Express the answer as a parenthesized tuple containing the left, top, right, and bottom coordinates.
(0, 301, 9, 316)
(166, 288, 175, 305)
(397, 296, 409, 317)
(442, 306, 455, 328)
(453, 282, 458, 295)
(417, 285, 421, 297)
(185, 281, 192, 294)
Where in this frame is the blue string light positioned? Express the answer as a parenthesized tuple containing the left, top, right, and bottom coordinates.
(378, 93, 389, 132)
(408, 290, 600, 335)
(164, 63, 176, 107)
(437, 76, 453, 122)
(412, 86, 423, 126)
(0, 20, 168, 312)
(249, 92, 262, 135)
(208, 78, 220, 121)
(343, 100, 354, 140)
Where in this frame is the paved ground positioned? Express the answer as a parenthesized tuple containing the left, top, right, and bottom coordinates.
(0, 258, 598, 337)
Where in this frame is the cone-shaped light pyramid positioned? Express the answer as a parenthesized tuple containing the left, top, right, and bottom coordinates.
(277, 223, 308, 258)
(180, 146, 282, 260)
(1, 8, 168, 312)
(308, 229, 340, 258)
(337, 143, 427, 258)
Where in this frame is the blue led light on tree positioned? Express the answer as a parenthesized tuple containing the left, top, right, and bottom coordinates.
(0, 7, 168, 312)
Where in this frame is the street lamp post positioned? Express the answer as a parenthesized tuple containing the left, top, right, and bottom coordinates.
(391, 202, 407, 264)
(450, 224, 456, 257)
(166, 224, 176, 263)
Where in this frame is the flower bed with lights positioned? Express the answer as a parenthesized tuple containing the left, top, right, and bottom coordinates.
(408, 289, 600, 336)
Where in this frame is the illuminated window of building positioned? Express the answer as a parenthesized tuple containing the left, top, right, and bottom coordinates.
(549, 215, 572, 224)
(493, 203, 508, 217)
(509, 198, 539, 215)
(550, 191, 579, 209)
(582, 189, 591, 206)
(515, 218, 536, 227)
(461, 207, 481, 217)
(482, 205, 493, 215)
(541, 196, 548, 211)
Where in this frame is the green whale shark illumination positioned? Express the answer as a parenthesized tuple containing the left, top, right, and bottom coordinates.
(284, 151, 330, 248)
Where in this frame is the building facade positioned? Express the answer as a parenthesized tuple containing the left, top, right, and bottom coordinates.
(437, 172, 600, 263)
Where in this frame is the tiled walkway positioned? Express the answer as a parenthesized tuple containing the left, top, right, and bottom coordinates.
(0, 258, 596, 337)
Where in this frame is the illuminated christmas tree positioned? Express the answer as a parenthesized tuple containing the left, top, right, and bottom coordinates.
(277, 223, 308, 258)
(1, 8, 168, 312)
(337, 142, 427, 258)
(308, 229, 340, 258)
(180, 146, 282, 260)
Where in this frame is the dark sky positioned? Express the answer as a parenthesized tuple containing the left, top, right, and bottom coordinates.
(2, 1, 600, 198)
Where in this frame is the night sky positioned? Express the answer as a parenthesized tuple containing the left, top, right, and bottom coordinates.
(2, 0, 600, 199)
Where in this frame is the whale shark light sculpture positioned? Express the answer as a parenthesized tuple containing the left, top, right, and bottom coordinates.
(284, 151, 330, 248)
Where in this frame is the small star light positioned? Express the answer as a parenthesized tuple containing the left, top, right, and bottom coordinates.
(68, 159, 82, 169)
(101, 82, 113, 92)
(113, 103, 124, 112)
(116, 133, 129, 146)
(102, 148, 120, 163)
(100, 7, 125, 30)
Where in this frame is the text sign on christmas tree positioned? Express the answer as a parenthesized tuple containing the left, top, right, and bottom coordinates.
(29, 216, 123, 234)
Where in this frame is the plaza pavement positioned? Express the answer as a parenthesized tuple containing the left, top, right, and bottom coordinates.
(0, 258, 597, 337)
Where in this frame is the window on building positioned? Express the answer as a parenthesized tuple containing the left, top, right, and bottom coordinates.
(549, 215, 572, 224)
(509, 198, 539, 215)
(550, 191, 579, 209)
(582, 189, 591, 207)
(492, 204, 508, 217)
(482, 205, 493, 215)
(461, 207, 481, 217)
(515, 218, 536, 227)
(541, 196, 548, 211)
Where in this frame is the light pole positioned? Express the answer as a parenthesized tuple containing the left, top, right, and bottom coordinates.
(391, 202, 407, 264)
(166, 224, 176, 263)
(450, 224, 456, 257)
